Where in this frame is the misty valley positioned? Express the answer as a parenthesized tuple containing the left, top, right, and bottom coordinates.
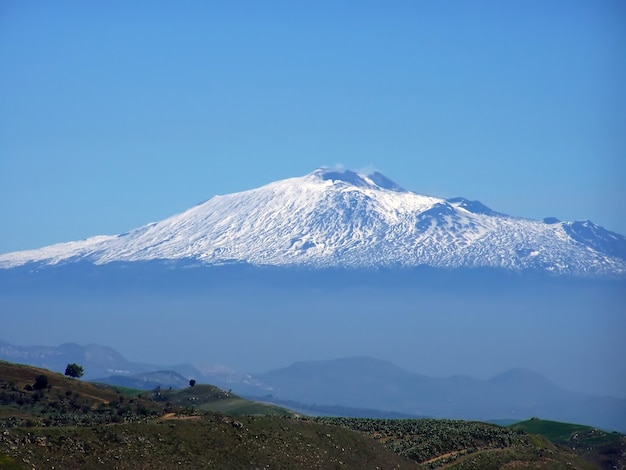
(2, 263, 625, 430)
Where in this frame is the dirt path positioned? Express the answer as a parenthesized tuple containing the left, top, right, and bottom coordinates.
(157, 412, 201, 421)
(421, 449, 468, 465)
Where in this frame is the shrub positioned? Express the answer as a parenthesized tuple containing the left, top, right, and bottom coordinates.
(33, 374, 49, 391)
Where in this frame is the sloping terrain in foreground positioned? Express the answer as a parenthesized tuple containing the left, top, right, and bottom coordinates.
(0, 361, 411, 468)
(512, 418, 626, 469)
(0, 361, 618, 469)
(317, 417, 603, 469)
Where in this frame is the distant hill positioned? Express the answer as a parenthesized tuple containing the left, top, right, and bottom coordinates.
(242, 357, 626, 433)
(93, 370, 191, 390)
(156, 384, 294, 417)
(0, 338, 248, 388)
(0, 338, 161, 380)
(240, 397, 426, 419)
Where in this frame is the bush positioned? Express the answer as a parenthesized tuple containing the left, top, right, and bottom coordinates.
(33, 374, 49, 391)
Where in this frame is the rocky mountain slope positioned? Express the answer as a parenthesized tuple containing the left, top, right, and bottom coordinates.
(1, 168, 625, 276)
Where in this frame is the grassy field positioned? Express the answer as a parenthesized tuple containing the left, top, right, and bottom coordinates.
(156, 384, 295, 416)
(511, 417, 622, 445)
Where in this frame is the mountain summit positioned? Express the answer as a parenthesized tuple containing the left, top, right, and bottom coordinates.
(1, 168, 625, 276)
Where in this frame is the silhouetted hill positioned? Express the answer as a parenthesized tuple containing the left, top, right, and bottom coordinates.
(94, 370, 190, 391)
(0, 339, 160, 380)
(244, 357, 626, 432)
(0, 338, 205, 382)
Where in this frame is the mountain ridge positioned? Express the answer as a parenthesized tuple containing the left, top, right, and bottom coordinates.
(1, 168, 625, 276)
(244, 357, 626, 433)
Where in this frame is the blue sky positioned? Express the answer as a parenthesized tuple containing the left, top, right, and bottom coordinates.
(1, 0, 624, 253)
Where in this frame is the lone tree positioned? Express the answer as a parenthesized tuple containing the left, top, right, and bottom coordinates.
(65, 363, 84, 379)
(189, 379, 196, 387)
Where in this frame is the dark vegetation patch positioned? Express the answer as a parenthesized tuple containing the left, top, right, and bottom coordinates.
(314, 417, 601, 469)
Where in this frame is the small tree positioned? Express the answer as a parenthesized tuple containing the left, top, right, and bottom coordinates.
(189, 379, 196, 388)
(33, 374, 49, 391)
(65, 363, 84, 379)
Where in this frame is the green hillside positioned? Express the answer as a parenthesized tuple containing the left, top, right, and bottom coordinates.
(1, 360, 621, 469)
(511, 417, 620, 444)
(511, 417, 626, 469)
(156, 384, 295, 416)
(0, 360, 168, 427)
(0, 361, 415, 468)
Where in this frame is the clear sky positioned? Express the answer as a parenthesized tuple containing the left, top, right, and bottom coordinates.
(1, 0, 624, 253)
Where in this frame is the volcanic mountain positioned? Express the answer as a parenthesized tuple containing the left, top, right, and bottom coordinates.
(1, 168, 625, 276)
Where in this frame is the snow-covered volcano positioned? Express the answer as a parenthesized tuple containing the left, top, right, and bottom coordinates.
(1, 168, 625, 276)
